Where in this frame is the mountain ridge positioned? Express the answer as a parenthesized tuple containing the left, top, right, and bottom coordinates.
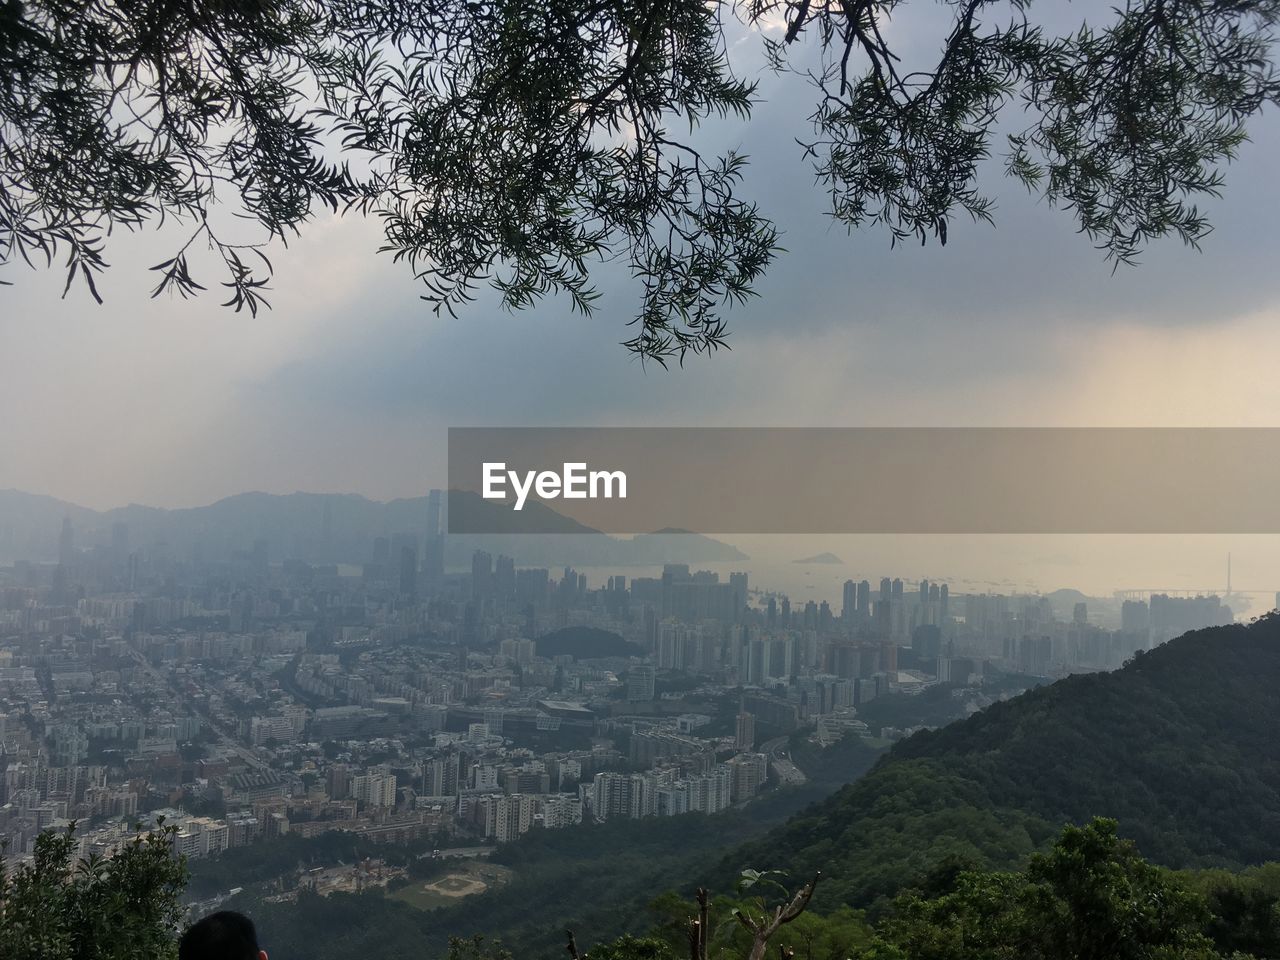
(0, 488, 747, 567)
(723, 614, 1280, 913)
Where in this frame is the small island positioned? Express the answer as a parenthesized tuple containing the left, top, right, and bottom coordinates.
(793, 552, 844, 564)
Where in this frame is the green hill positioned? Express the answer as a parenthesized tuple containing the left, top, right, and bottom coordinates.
(535, 626, 643, 659)
(725, 613, 1280, 913)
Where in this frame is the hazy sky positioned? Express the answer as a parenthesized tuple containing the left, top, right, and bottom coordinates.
(3, 4, 1280, 598)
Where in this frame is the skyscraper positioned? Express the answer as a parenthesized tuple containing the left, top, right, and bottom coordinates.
(58, 516, 74, 566)
(857, 580, 871, 620)
(495, 554, 516, 598)
(735, 710, 755, 751)
(424, 489, 445, 582)
(399, 545, 418, 599)
(729, 572, 748, 618)
(426, 488, 441, 538)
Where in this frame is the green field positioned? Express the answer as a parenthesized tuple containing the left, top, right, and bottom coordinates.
(390, 860, 515, 911)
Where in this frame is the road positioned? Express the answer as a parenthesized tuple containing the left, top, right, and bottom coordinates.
(761, 735, 808, 785)
(126, 646, 271, 772)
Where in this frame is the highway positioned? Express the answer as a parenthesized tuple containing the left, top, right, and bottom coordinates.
(761, 735, 808, 785)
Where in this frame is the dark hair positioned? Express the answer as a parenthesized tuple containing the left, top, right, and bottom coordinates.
(179, 911, 262, 960)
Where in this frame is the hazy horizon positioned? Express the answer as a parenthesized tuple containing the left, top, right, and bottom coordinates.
(2, 481, 1274, 605)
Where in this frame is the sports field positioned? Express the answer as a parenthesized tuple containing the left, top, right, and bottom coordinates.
(390, 860, 514, 911)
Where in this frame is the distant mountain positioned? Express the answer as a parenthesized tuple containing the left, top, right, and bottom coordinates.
(793, 552, 844, 564)
(0, 488, 746, 568)
(724, 613, 1280, 912)
(1046, 588, 1088, 604)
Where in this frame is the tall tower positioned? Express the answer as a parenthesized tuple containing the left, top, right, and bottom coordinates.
(735, 708, 755, 752)
(58, 516, 74, 566)
(424, 489, 445, 583)
(426, 489, 441, 537)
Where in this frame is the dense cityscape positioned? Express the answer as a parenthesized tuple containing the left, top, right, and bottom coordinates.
(5, 1, 1280, 957)
(0, 489, 1259, 907)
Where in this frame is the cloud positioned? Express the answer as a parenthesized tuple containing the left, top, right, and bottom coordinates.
(3, 1, 1280, 512)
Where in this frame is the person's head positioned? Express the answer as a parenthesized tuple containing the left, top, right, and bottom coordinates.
(179, 911, 267, 960)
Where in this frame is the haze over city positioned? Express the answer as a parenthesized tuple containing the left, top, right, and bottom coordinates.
(5, 1, 1280, 959)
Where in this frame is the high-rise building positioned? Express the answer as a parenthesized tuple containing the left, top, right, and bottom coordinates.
(1122, 599, 1150, 634)
(422, 490, 445, 584)
(589, 772, 649, 821)
(842, 580, 856, 622)
(483, 793, 535, 842)
(735, 711, 755, 750)
(495, 554, 516, 598)
(399, 545, 417, 598)
(537, 794, 583, 830)
(1149, 593, 1232, 644)
(422, 755, 461, 797)
(727, 753, 769, 802)
(351, 770, 397, 808)
(426, 488, 442, 537)
(657, 621, 689, 670)
(627, 665, 656, 702)
(58, 517, 74, 566)
(729, 572, 749, 618)
(327, 764, 351, 800)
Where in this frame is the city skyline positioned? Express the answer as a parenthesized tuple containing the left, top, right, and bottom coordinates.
(3, 484, 1277, 607)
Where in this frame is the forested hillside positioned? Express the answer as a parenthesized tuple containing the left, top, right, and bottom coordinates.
(241, 735, 886, 960)
(726, 613, 1280, 913)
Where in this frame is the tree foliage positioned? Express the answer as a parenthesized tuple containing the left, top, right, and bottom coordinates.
(0, 822, 188, 960)
(560, 822, 1265, 960)
(870, 819, 1227, 960)
(726, 614, 1280, 912)
(3, 1, 1279, 361)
